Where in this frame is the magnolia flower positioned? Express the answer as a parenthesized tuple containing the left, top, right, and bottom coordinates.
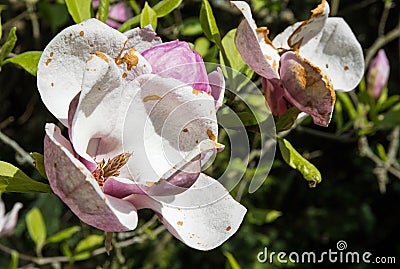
(231, 0, 364, 126)
(37, 19, 245, 250)
(93, 0, 133, 29)
(0, 197, 22, 237)
(367, 49, 390, 99)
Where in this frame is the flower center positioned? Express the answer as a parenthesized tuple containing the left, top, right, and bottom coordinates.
(92, 153, 132, 186)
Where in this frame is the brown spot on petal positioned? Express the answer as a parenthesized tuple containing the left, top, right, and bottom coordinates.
(226, 226, 232, 231)
(146, 182, 155, 187)
(115, 46, 139, 70)
(51, 82, 54, 87)
(143, 95, 161, 102)
(207, 129, 216, 141)
(182, 128, 189, 133)
(53, 163, 57, 168)
(264, 54, 272, 61)
(122, 73, 127, 78)
(192, 89, 204, 96)
(50, 52, 54, 57)
(177, 221, 183, 226)
(95, 51, 109, 63)
(344, 65, 349, 71)
(45, 58, 52, 66)
(79, 31, 84, 37)
(325, 64, 329, 68)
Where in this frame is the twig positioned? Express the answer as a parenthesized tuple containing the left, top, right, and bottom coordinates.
(365, 23, 400, 67)
(378, 0, 393, 37)
(0, 131, 34, 166)
(331, 0, 340, 16)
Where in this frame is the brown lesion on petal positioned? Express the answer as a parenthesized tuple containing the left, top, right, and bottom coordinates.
(92, 153, 132, 187)
(177, 221, 183, 226)
(226, 226, 232, 231)
(115, 41, 139, 71)
(207, 129, 216, 141)
(256, 27, 276, 49)
(79, 31, 84, 37)
(311, 0, 326, 17)
(45, 58, 52, 66)
(344, 65, 349, 71)
(94, 51, 109, 63)
(143, 95, 161, 102)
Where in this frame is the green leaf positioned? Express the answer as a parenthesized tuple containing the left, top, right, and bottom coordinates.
(140, 2, 157, 30)
(26, 208, 47, 253)
(278, 138, 322, 187)
(97, 0, 110, 23)
(118, 15, 140, 32)
(276, 107, 301, 132)
(200, 0, 220, 43)
(223, 251, 241, 269)
(220, 29, 246, 71)
(0, 27, 17, 62)
(8, 250, 18, 269)
(46, 226, 81, 244)
(2, 51, 42, 76)
(194, 37, 210, 57)
(74, 234, 104, 261)
(0, 161, 52, 193)
(153, 0, 182, 18)
(248, 208, 282, 225)
(30, 152, 47, 179)
(337, 92, 356, 119)
(65, 0, 92, 23)
(376, 144, 387, 162)
(179, 17, 202, 36)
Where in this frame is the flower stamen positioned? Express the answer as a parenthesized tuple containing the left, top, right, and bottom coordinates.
(93, 152, 132, 186)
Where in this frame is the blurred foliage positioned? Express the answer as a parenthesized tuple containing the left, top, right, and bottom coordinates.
(0, 0, 399, 268)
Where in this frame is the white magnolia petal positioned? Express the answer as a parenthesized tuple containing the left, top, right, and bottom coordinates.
(300, 17, 364, 91)
(44, 123, 138, 232)
(288, 0, 330, 48)
(37, 18, 128, 125)
(128, 173, 247, 250)
(124, 25, 162, 53)
(272, 22, 302, 50)
(123, 74, 220, 184)
(72, 53, 124, 160)
(231, 1, 279, 79)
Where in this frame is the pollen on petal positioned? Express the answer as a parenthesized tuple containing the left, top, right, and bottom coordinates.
(177, 221, 183, 226)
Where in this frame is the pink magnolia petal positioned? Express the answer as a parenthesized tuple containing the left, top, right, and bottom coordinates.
(44, 123, 138, 232)
(124, 25, 162, 53)
(107, 3, 133, 29)
(299, 18, 364, 91)
(231, 1, 279, 80)
(37, 18, 128, 125)
(367, 49, 390, 99)
(142, 41, 211, 93)
(262, 77, 289, 117)
(123, 74, 221, 185)
(127, 173, 247, 250)
(279, 52, 335, 127)
(0, 200, 22, 237)
(208, 67, 225, 109)
(287, 0, 330, 48)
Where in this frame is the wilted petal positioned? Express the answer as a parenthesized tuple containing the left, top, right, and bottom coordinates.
(272, 22, 302, 50)
(37, 19, 128, 125)
(142, 41, 211, 93)
(231, 1, 279, 80)
(0, 199, 22, 237)
(123, 74, 220, 185)
(367, 49, 390, 99)
(287, 0, 330, 48)
(262, 77, 289, 117)
(280, 51, 335, 126)
(299, 18, 364, 91)
(44, 123, 138, 232)
(127, 173, 246, 250)
(208, 67, 225, 109)
(124, 25, 162, 53)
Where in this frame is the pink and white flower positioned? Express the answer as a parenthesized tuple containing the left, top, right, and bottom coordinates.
(37, 19, 245, 250)
(0, 197, 22, 237)
(231, 0, 364, 126)
(367, 49, 390, 99)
